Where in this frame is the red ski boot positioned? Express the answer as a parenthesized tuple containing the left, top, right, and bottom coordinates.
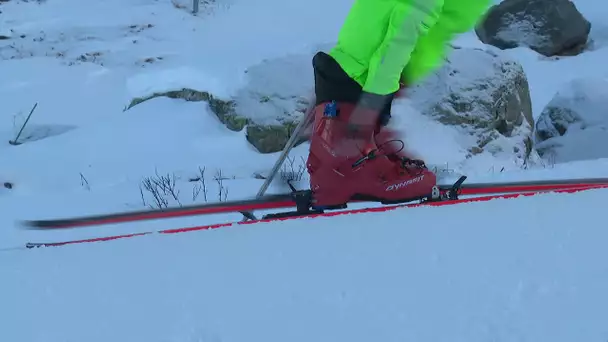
(373, 125, 426, 166)
(306, 101, 437, 208)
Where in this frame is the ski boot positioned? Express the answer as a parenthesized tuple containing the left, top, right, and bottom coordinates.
(306, 100, 438, 208)
(373, 125, 429, 170)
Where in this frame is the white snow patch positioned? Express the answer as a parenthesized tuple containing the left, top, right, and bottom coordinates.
(126, 65, 242, 100)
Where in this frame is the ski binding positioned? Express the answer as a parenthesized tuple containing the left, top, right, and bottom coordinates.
(261, 176, 467, 219)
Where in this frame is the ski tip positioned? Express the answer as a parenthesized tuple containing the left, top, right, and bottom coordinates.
(19, 220, 45, 230)
(20, 219, 70, 230)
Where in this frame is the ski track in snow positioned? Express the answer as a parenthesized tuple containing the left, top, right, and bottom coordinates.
(1, 0, 608, 340)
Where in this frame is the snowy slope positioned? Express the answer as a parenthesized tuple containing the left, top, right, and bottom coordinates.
(2, 0, 608, 340)
(4, 188, 608, 342)
(1, 0, 607, 246)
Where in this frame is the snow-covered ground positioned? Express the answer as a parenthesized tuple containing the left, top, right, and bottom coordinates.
(4, 188, 608, 342)
(1, 0, 608, 341)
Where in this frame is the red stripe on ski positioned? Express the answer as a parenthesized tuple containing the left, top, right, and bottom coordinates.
(26, 184, 608, 248)
(458, 182, 607, 195)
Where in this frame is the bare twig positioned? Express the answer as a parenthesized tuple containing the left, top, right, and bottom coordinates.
(141, 177, 169, 209)
(9, 102, 38, 145)
(140, 166, 230, 208)
(163, 170, 182, 206)
(139, 184, 148, 208)
(139, 169, 182, 209)
(198, 166, 208, 201)
(192, 183, 201, 201)
(213, 169, 228, 202)
(190, 166, 209, 202)
(280, 156, 306, 182)
(79, 172, 90, 191)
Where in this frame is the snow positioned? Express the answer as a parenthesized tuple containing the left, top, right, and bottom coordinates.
(1, 0, 608, 341)
(126, 66, 238, 100)
(4, 188, 608, 342)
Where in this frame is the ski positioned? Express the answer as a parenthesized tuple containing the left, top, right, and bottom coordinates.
(456, 177, 608, 195)
(21, 176, 608, 230)
(24, 193, 298, 229)
(24, 182, 607, 249)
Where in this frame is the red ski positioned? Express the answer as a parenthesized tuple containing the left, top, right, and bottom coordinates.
(22, 176, 608, 230)
(24, 180, 608, 249)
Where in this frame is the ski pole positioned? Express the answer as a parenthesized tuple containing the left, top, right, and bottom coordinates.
(240, 95, 316, 221)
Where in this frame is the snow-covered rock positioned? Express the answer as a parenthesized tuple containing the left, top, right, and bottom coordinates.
(125, 45, 538, 162)
(476, 0, 591, 56)
(535, 77, 608, 163)
(126, 50, 316, 154)
(226, 45, 536, 161)
(242, 45, 538, 162)
(407, 46, 536, 163)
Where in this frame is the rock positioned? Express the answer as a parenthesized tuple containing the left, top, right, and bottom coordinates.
(476, 0, 591, 56)
(536, 107, 579, 141)
(127, 88, 250, 131)
(408, 46, 535, 162)
(535, 78, 608, 163)
(245, 121, 306, 154)
(234, 53, 315, 153)
(0, 28, 11, 40)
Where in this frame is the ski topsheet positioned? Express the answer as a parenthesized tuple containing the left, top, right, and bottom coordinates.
(22, 177, 608, 230)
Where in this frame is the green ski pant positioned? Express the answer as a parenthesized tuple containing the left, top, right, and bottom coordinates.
(329, 0, 491, 96)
